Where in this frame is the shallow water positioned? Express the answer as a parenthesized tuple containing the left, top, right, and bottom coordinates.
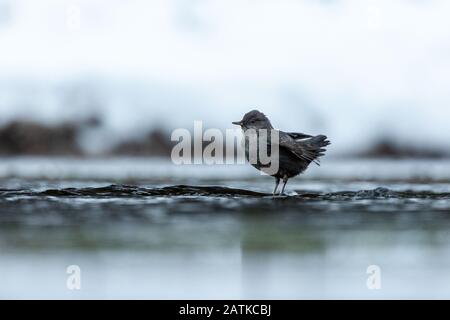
(0, 157, 450, 299)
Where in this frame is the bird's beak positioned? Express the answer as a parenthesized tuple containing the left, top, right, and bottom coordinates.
(232, 120, 243, 126)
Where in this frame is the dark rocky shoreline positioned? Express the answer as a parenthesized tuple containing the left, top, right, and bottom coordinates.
(0, 120, 448, 159)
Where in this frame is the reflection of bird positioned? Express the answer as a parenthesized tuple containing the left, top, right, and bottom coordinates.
(233, 110, 330, 195)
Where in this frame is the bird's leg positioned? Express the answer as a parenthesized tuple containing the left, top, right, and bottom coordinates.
(272, 177, 280, 196)
(280, 176, 288, 195)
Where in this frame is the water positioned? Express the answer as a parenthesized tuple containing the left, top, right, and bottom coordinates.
(0, 157, 449, 299)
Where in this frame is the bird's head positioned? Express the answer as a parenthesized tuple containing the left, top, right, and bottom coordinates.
(232, 110, 273, 131)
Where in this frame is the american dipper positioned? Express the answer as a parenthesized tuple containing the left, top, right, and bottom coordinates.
(232, 110, 330, 195)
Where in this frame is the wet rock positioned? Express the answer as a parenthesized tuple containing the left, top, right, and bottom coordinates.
(354, 187, 394, 199)
(36, 185, 267, 197)
(1, 185, 449, 200)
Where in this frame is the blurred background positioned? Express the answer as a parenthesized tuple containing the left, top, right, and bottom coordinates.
(0, 0, 449, 158)
(1, 0, 450, 300)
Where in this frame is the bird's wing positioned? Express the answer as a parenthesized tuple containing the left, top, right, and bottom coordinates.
(277, 131, 330, 166)
(286, 132, 313, 140)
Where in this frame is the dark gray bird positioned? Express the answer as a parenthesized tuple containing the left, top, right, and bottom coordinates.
(232, 110, 330, 195)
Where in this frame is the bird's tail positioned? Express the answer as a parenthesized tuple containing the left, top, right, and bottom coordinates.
(301, 135, 331, 166)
